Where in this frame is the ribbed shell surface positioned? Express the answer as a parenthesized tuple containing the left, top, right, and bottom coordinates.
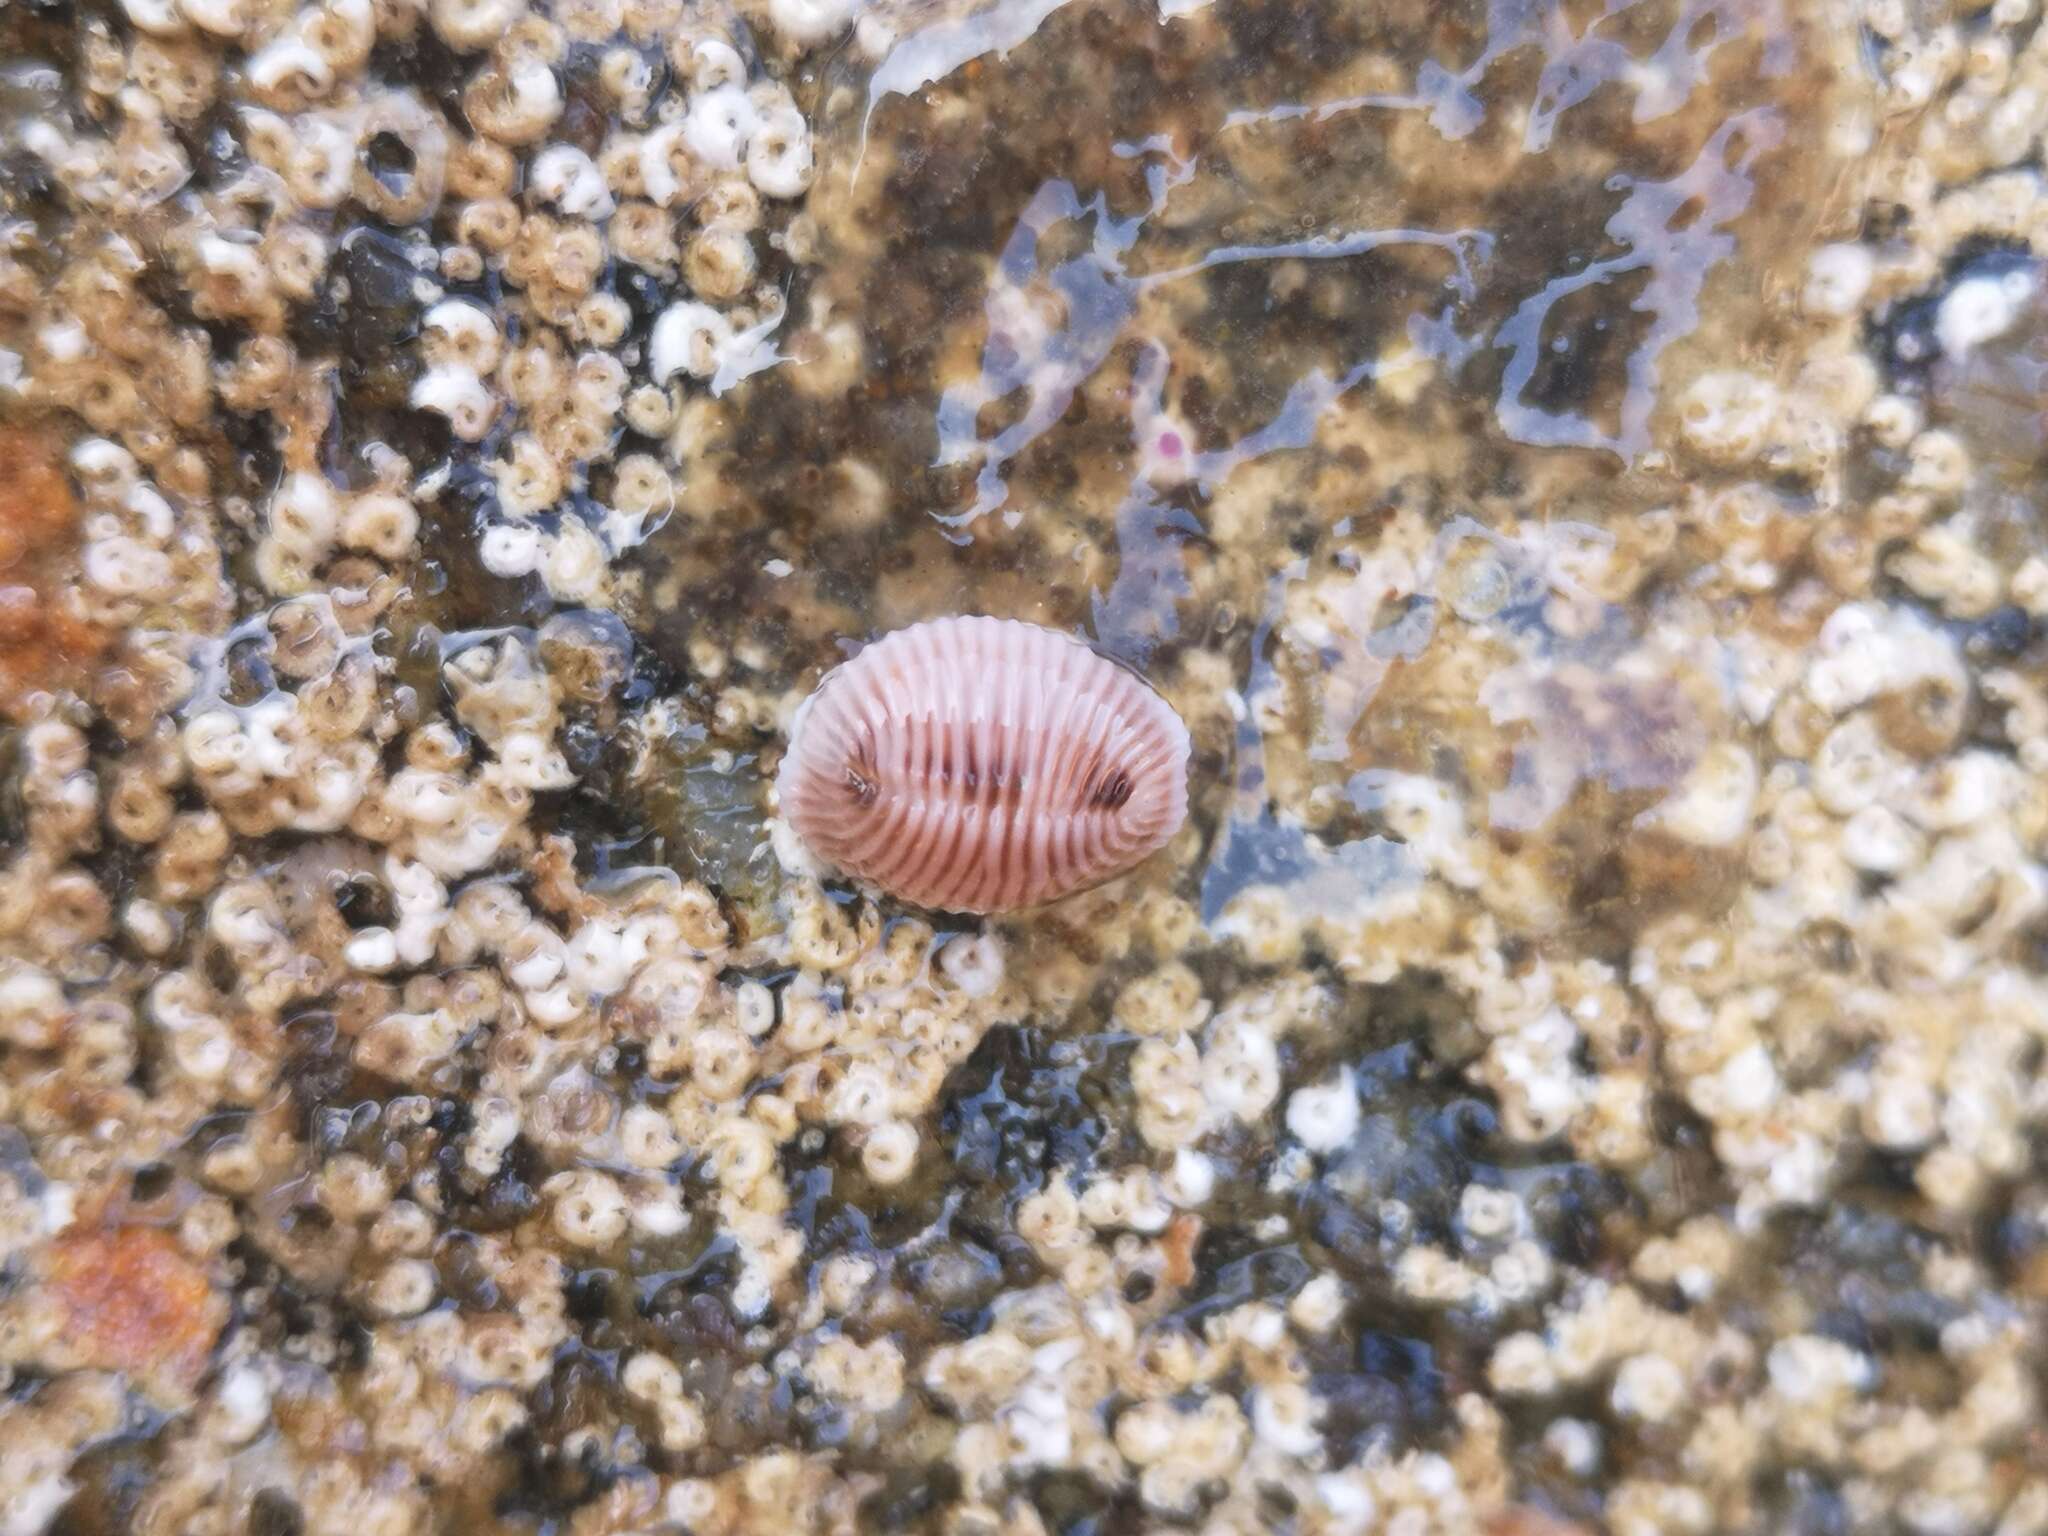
(777, 616, 1191, 914)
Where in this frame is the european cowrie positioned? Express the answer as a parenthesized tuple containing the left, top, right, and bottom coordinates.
(776, 616, 1190, 913)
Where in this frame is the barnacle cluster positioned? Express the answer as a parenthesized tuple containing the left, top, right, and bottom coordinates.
(1, 0, 2048, 1534)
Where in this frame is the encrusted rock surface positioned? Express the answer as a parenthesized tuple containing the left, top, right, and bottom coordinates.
(0, 1, 2046, 1534)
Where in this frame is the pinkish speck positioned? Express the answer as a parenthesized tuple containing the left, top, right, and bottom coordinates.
(1157, 430, 1185, 457)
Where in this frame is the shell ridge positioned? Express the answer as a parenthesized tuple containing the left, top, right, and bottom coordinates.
(1024, 647, 1089, 913)
(900, 714, 968, 901)
(1037, 641, 1099, 842)
(914, 787, 971, 907)
(979, 628, 1032, 909)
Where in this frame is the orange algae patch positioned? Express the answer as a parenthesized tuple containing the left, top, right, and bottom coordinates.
(1161, 1212, 1201, 1290)
(0, 423, 103, 712)
(47, 1225, 224, 1388)
(0, 426, 76, 567)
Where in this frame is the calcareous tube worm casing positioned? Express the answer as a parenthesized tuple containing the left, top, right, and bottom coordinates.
(776, 616, 1191, 913)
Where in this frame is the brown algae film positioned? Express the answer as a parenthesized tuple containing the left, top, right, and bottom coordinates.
(777, 615, 1191, 912)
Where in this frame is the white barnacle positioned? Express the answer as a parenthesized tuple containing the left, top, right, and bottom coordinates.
(70, 438, 140, 495)
(505, 56, 563, 133)
(649, 301, 733, 382)
(1801, 243, 1874, 319)
(540, 521, 607, 602)
(937, 932, 1005, 998)
(344, 927, 401, 972)
(212, 1366, 272, 1445)
(1163, 1147, 1214, 1207)
(125, 483, 176, 542)
(479, 521, 543, 577)
(289, 114, 359, 208)
(682, 83, 758, 170)
(636, 123, 694, 208)
(410, 367, 499, 440)
(83, 536, 173, 599)
(530, 144, 615, 220)
(686, 38, 746, 92)
(746, 102, 813, 198)
(121, 0, 189, 36)
(497, 731, 576, 790)
(429, 0, 522, 49)
(768, 0, 858, 45)
(1644, 742, 1758, 848)
(196, 232, 268, 288)
(177, 0, 247, 33)
(34, 316, 87, 364)
(549, 1169, 628, 1247)
(1937, 266, 2038, 358)
(340, 492, 420, 561)
(862, 1121, 919, 1185)
(1285, 1068, 1360, 1153)
(1251, 1383, 1324, 1457)
(247, 34, 336, 97)
(269, 470, 339, 557)
(421, 298, 504, 374)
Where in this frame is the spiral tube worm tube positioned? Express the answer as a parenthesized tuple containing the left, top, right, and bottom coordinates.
(776, 616, 1191, 914)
